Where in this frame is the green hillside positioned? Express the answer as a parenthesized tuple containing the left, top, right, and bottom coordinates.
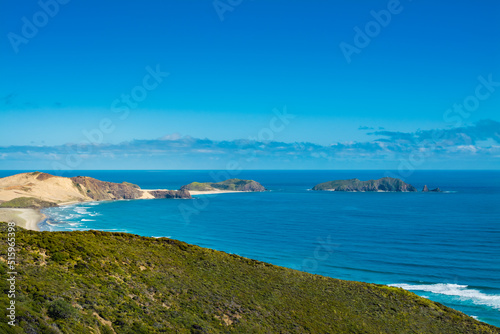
(0, 223, 497, 333)
(0, 197, 58, 209)
(181, 179, 266, 192)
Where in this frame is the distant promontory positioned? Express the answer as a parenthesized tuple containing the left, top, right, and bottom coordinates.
(180, 179, 266, 193)
(0, 172, 191, 209)
(312, 177, 419, 192)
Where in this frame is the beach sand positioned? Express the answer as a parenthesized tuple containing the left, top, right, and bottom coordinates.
(0, 208, 44, 231)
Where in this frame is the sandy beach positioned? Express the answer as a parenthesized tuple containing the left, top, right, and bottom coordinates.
(0, 208, 44, 231)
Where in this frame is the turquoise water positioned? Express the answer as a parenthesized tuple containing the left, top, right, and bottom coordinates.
(3, 170, 499, 326)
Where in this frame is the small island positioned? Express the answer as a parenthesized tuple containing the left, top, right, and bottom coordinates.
(422, 185, 442, 192)
(312, 177, 418, 192)
(180, 178, 266, 194)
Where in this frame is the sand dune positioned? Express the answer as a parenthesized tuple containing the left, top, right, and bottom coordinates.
(0, 172, 87, 204)
(0, 172, 190, 207)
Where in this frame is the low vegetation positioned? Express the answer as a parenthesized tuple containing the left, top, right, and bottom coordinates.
(122, 182, 140, 189)
(181, 179, 266, 192)
(0, 197, 58, 209)
(0, 223, 497, 333)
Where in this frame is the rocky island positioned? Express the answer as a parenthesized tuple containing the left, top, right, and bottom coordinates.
(180, 178, 266, 194)
(312, 177, 418, 192)
(422, 185, 442, 192)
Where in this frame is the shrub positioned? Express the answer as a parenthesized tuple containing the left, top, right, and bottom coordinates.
(47, 299, 75, 320)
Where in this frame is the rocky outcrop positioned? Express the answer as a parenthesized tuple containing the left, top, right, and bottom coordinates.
(181, 179, 266, 192)
(422, 185, 442, 192)
(312, 177, 418, 192)
(147, 189, 192, 199)
(71, 176, 192, 200)
(71, 176, 144, 200)
(236, 180, 267, 192)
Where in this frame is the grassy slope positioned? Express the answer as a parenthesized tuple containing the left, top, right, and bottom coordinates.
(0, 197, 58, 209)
(313, 179, 364, 190)
(182, 179, 257, 191)
(0, 224, 498, 333)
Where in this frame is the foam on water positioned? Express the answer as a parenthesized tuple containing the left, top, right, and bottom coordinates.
(389, 283, 500, 310)
(75, 207, 90, 215)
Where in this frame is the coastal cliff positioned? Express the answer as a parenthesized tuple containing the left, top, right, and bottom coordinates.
(312, 177, 418, 192)
(181, 178, 266, 192)
(0, 172, 191, 208)
(0, 223, 497, 333)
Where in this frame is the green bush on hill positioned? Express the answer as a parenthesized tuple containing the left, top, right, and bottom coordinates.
(210, 179, 253, 191)
(122, 182, 141, 189)
(181, 179, 265, 192)
(0, 223, 497, 333)
(182, 181, 215, 191)
(0, 197, 58, 209)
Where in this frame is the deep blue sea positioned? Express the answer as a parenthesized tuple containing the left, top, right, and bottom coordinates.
(3, 170, 499, 326)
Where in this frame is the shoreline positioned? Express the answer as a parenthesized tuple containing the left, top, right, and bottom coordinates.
(1, 190, 246, 231)
(0, 208, 44, 231)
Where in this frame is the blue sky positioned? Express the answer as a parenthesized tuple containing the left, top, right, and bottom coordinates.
(0, 0, 499, 169)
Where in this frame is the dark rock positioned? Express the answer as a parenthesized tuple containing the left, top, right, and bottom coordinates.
(148, 189, 192, 199)
(423, 185, 441, 192)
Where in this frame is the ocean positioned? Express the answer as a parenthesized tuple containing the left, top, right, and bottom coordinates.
(3, 170, 499, 326)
